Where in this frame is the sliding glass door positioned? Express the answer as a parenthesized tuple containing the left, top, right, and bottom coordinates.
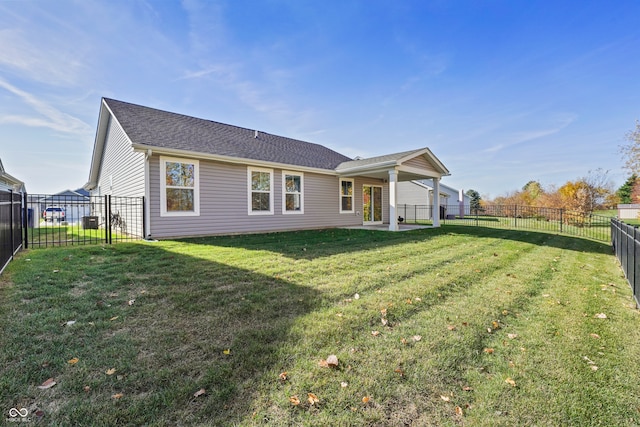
(363, 185, 383, 224)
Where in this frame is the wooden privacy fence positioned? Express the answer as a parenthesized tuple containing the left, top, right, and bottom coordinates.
(0, 190, 23, 274)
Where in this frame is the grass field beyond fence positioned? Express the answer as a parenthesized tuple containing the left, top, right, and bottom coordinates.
(1, 226, 639, 426)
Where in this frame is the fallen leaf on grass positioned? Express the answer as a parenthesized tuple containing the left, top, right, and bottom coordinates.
(507, 334, 518, 340)
(412, 335, 422, 342)
(505, 378, 516, 387)
(447, 325, 456, 331)
(394, 368, 404, 377)
(590, 333, 601, 339)
(109, 316, 119, 321)
(112, 393, 123, 399)
(68, 357, 79, 365)
(381, 318, 388, 326)
(128, 299, 135, 306)
(106, 368, 116, 375)
(279, 372, 288, 381)
(289, 396, 301, 406)
(63, 320, 76, 327)
(440, 395, 450, 402)
(462, 386, 473, 391)
(223, 349, 231, 355)
(484, 348, 494, 354)
(318, 359, 329, 368)
(308, 393, 320, 405)
(594, 313, 607, 319)
(193, 388, 206, 398)
(455, 406, 464, 417)
(590, 365, 599, 371)
(341, 382, 348, 388)
(371, 330, 380, 336)
(37, 378, 56, 389)
(491, 321, 500, 330)
(83, 386, 91, 392)
(362, 396, 371, 404)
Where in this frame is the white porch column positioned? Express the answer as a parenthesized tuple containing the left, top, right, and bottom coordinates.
(389, 169, 398, 231)
(433, 177, 441, 227)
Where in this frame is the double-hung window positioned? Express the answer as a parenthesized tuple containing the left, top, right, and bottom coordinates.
(248, 167, 274, 215)
(283, 172, 304, 214)
(160, 156, 199, 216)
(340, 179, 354, 213)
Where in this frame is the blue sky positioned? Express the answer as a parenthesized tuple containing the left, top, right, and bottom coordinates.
(1, 0, 639, 197)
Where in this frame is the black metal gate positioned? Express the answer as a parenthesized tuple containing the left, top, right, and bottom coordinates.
(24, 193, 145, 248)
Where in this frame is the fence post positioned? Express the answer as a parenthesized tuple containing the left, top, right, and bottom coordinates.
(633, 227, 638, 308)
(22, 192, 28, 249)
(559, 209, 563, 233)
(104, 195, 109, 244)
(9, 190, 14, 257)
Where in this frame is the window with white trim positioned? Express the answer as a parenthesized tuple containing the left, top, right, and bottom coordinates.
(160, 156, 200, 216)
(340, 178, 354, 213)
(283, 172, 304, 214)
(248, 167, 274, 215)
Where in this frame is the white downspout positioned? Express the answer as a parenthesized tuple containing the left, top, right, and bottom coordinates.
(144, 149, 152, 239)
(433, 177, 441, 227)
(389, 169, 398, 231)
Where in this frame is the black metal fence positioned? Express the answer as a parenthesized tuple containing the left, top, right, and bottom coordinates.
(25, 194, 145, 248)
(611, 218, 640, 307)
(0, 190, 23, 274)
(398, 204, 612, 242)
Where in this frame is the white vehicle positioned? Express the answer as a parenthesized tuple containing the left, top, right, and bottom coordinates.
(43, 207, 66, 222)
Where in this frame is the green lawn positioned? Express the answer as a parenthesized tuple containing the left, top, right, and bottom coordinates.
(1, 226, 639, 426)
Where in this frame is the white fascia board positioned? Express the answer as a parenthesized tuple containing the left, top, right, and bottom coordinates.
(131, 144, 339, 176)
(334, 160, 398, 175)
(398, 147, 450, 176)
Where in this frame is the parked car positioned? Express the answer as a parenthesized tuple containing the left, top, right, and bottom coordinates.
(43, 207, 65, 222)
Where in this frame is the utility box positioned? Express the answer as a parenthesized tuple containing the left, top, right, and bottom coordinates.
(82, 216, 99, 229)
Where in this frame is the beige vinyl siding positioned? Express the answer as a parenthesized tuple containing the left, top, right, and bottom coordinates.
(403, 155, 440, 176)
(95, 116, 145, 197)
(149, 156, 389, 238)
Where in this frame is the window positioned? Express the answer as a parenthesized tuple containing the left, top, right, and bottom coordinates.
(248, 167, 273, 215)
(283, 172, 304, 214)
(340, 179, 354, 213)
(160, 156, 199, 216)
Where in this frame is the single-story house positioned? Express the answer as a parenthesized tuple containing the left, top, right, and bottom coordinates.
(397, 180, 471, 219)
(0, 158, 26, 193)
(84, 98, 450, 238)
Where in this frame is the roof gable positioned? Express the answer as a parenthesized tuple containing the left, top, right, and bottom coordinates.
(103, 98, 352, 170)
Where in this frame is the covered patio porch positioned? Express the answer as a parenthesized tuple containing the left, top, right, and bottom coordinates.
(335, 147, 450, 231)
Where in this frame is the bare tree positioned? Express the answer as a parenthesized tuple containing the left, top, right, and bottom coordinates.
(620, 120, 640, 174)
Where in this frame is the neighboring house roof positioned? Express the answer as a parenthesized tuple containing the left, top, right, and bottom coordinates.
(103, 98, 352, 170)
(0, 158, 26, 192)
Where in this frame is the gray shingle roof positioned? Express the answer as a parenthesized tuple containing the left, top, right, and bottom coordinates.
(104, 98, 352, 170)
(336, 148, 425, 171)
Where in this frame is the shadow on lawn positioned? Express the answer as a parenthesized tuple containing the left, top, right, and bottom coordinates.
(179, 225, 612, 261)
(13, 243, 321, 426)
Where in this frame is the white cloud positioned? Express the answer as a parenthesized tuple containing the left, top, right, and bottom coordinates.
(0, 78, 91, 134)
